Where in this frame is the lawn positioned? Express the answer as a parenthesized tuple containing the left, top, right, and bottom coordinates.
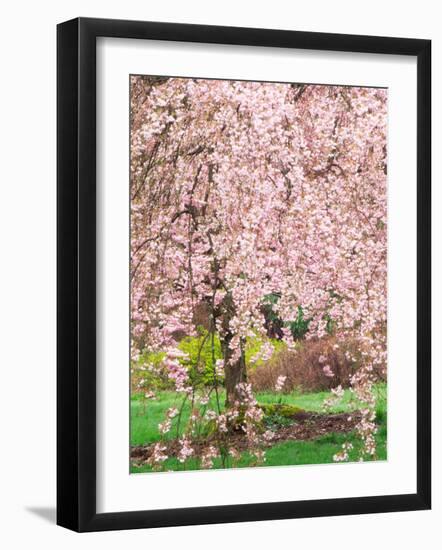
(130, 384, 387, 473)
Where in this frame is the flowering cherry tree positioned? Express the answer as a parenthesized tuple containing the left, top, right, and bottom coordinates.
(130, 76, 387, 463)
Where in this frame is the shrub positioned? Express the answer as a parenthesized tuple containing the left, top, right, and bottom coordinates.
(132, 330, 286, 394)
(131, 349, 170, 394)
(262, 294, 310, 340)
(178, 328, 223, 386)
(260, 403, 305, 430)
(260, 403, 305, 417)
(249, 336, 386, 393)
(245, 333, 285, 367)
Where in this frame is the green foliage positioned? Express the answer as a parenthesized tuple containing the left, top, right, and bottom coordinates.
(177, 328, 223, 386)
(262, 292, 280, 313)
(373, 382, 387, 425)
(178, 328, 284, 383)
(261, 403, 305, 430)
(262, 293, 310, 340)
(287, 305, 311, 340)
(245, 334, 264, 364)
(324, 314, 336, 335)
(245, 333, 285, 368)
(262, 293, 339, 340)
(133, 350, 171, 391)
(133, 328, 285, 393)
(138, 348, 166, 368)
(260, 403, 305, 417)
(263, 414, 294, 430)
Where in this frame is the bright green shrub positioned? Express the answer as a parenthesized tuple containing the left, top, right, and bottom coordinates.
(132, 349, 170, 393)
(134, 329, 287, 392)
(178, 328, 223, 385)
(245, 333, 285, 368)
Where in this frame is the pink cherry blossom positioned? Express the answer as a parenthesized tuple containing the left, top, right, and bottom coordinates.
(275, 375, 287, 392)
(130, 76, 387, 462)
(323, 365, 334, 378)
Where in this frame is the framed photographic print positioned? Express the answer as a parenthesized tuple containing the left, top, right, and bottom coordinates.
(57, 17, 431, 532)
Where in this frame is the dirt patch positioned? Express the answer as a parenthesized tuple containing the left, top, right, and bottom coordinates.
(130, 411, 361, 464)
(270, 411, 360, 443)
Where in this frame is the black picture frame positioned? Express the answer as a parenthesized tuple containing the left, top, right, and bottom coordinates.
(57, 17, 431, 532)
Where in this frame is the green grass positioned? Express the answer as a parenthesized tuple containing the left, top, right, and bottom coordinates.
(130, 384, 387, 473)
(131, 428, 387, 473)
(256, 388, 354, 413)
(131, 391, 225, 446)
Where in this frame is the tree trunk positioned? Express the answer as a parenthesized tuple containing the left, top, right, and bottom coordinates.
(219, 292, 247, 407)
(222, 334, 247, 407)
